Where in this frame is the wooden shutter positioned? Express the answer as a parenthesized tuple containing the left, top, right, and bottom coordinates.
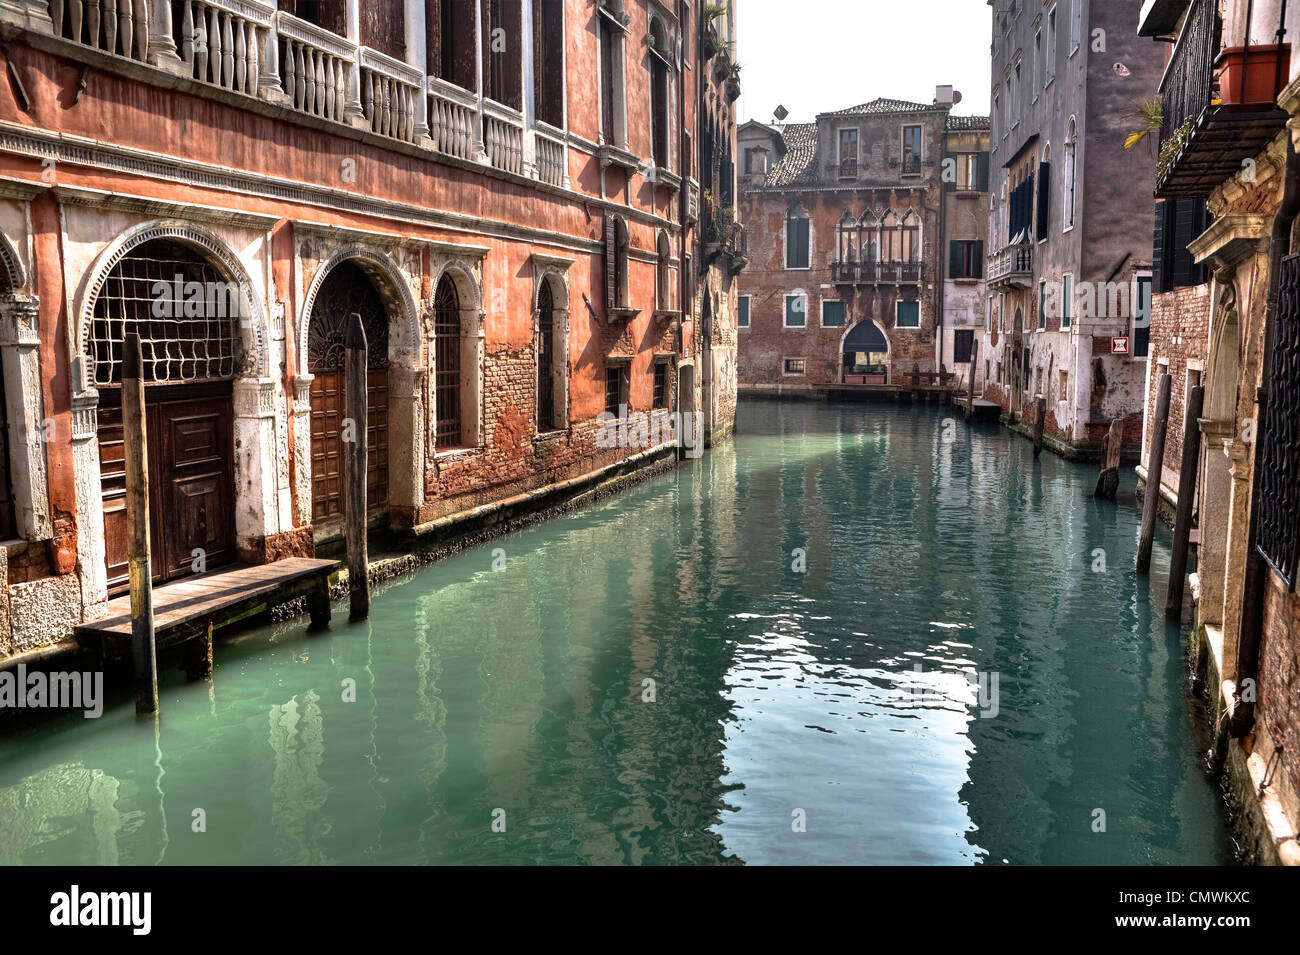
(1171, 199, 1207, 289)
(1152, 202, 1169, 293)
(1036, 162, 1050, 241)
(949, 240, 961, 278)
(605, 214, 617, 311)
(976, 151, 990, 192)
(973, 240, 984, 279)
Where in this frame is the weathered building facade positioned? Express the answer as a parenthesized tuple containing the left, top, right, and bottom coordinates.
(0, 0, 739, 657)
(983, 0, 1160, 456)
(735, 93, 988, 392)
(1139, 0, 1300, 864)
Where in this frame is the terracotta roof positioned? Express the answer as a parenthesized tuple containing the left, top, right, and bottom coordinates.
(826, 98, 941, 116)
(764, 123, 818, 187)
(947, 114, 992, 130)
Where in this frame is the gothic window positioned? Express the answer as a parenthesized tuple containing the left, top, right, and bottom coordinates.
(536, 277, 564, 433)
(1064, 117, 1077, 230)
(836, 211, 857, 264)
(901, 210, 921, 263)
(433, 273, 463, 447)
(434, 0, 478, 91)
(534, 0, 565, 127)
(879, 210, 901, 263)
(649, 16, 672, 168)
(858, 210, 879, 263)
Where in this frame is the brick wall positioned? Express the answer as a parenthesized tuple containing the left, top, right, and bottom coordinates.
(1144, 283, 1212, 492)
(1260, 578, 1300, 802)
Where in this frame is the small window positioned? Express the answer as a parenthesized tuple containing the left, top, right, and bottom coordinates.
(785, 294, 807, 328)
(896, 300, 920, 328)
(1047, 6, 1058, 83)
(1070, 0, 1081, 54)
(604, 364, 626, 414)
(902, 125, 923, 177)
(737, 295, 750, 328)
(1061, 273, 1073, 329)
(1059, 370, 1069, 404)
(1038, 280, 1047, 330)
(822, 300, 846, 327)
(652, 361, 669, 409)
(950, 240, 984, 279)
(783, 358, 806, 375)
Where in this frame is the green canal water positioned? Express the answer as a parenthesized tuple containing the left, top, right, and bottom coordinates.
(0, 398, 1232, 865)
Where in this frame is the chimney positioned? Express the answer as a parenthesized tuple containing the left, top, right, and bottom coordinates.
(935, 85, 955, 107)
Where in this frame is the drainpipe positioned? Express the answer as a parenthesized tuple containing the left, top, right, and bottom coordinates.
(1229, 134, 1300, 738)
(937, 114, 948, 377)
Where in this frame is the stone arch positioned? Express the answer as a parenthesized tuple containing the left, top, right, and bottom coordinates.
(1207, 301, 1240, 422)
(76, 220, 269, 392)
(533, 266, 571, 433)
(428, 259, 486, 450)
(0, 230, 27, 292)
(298, 243, 421, 372)
(840, 320, 891, 383)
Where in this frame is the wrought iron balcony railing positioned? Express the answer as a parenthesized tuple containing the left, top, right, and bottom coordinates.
(830, 261, 923, 285)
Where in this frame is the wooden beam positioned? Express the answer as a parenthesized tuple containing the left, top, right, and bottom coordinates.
(1137, 372, 1172, 574)
(345, 313, 370, 622)
(966, 340, 979, 421)
(123, 332, 157, 715)
(1167, 385, 1205, 619)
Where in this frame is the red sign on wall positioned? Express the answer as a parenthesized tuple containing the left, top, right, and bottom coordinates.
(1111, 337, 1130, 355)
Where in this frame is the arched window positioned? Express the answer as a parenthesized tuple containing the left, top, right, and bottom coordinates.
(836, 211, 856, 264)
(598, 0, 627, 147)
(88, 238, 242, 386)
(879, 210, 901, 263)
(1064, 117, 1077, 229)
(433, 273, 462, 447)
(537, 279, 557, 431)
(649, 17, 671, 168)
(901, 210, 921, 263)
(606, 214, 631, 311)
(858, 210, 879, 264)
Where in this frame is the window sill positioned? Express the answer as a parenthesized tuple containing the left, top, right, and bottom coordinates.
(533, 428, 569, 442)
(435, 445, 483, 462)
(955, 190, 982, 199)
(953, 278, 980, 286)
(607, 307, 641, 324)
(783, 324, 808, 330)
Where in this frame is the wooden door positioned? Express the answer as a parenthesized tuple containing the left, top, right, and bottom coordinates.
(309, 368, 389, 521)
(99, 385, 235, 595)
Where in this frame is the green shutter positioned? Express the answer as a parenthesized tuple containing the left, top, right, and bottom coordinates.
(738, 297, 749, 326)
(949, 240, 961, 278)
(976, 151, 990, 192)
(1062, 275, 1072, 327)
(786, 296, 806, 326)
(897, 301, 919, 327)
(823, 301, 845, 326)
(973, 240, 984, 278)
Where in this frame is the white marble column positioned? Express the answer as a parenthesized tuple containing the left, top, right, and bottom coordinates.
(0, 295, 51, 542)
(404, 0, 432, 143)
(146, 0, 188, 74)
(344, 0, 368, 125)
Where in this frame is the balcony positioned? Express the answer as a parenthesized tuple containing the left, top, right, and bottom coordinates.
(830, 261, 923, 285)
(987, 243, 1033, 290)
(1156, 0, 1288, 198)
(26, 0, 572, 189)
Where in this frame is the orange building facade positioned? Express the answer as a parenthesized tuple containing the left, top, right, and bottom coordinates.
(0, 0, 740, 655)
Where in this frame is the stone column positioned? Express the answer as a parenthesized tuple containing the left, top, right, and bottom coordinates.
(147, 0, 189, 75)
(232, 378, 279, 564)
(520, 0, 537, 179)
(70, 389, 109, 621)
(0, 295, 52, 541)
(1221, 440, 1253, 682)
(259, 14, 290, 105)
(292, 374, 315, 528)
(0, 0, 55, 34)
(404, 0, 432, 143)
(343, 0, 368, 126)
(387, 363, 426, 521)
(473, 0, 487, 162)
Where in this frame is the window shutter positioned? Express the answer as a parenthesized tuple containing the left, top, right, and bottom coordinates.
(1152, 202, 1168, 293)
(1036, 161, 1050, 241)
(976, 151, 990, 192)
(605, 214, 617, 310)
(796, 218, 809, 267)
(949, 240, 961, 278)
(973, 240, 984, 278)
(1171, 199, 1206, 288)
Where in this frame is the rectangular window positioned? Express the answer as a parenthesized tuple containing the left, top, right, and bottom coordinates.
(896, 300, 920, 328)
(1012, 59, 1022, 126)
(949, 240, 984, 279)
(737, 295, 750, 328)
(822, 300, 846, 327)
(1063, 141, 1076, 230)
(1153, 199, 1209, 292)
(786, 216, 810, 269)
(785, 294, 807, 327)
(1039, 280, 1047, 330)
(783, 358, 806, 375)
(986, 295, 994, 331)
(902, 125, 922, 177)
(1062, 273, 1073, 329)
(653, 361, 669, 409)
(1134, 275, 1152, 357)
(604, 364, 626, 414)
(1070, 0, 1081, 54)
(744, 147, 767, 176)
(839, 128, 859, 178)
(1033, 28, 1041, 93)
(1059, 370, 1069, 405)
(1047, 6, 1058, 83)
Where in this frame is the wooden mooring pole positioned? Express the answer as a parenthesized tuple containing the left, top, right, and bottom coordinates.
(966, 341, 979, 421)
(123, 333, 157, 715)
(345, 313, 370, 622)
(1093, 419, 1124, 499)
(1166, 384, 1205, 620)
(1137, 372, 1172, 573)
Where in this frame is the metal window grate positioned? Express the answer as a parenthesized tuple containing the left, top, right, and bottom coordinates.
(537, 280, 555, 431)
(433, 274, 462, 446)
(306, 262, 390, 372)
(1257, 252, 1300, 588)
(89, 239, 240, 386)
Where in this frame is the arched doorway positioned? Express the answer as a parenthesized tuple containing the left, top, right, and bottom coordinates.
(307, 261, 391, 524)
(89, 238, 240, 593)
(842, 321, 889, 383)
(1010, 306, 1025, 412)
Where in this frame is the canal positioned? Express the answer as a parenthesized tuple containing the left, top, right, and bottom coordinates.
(0, 398, 1232, 865)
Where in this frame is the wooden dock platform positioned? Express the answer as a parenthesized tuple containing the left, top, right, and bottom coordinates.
(75, 557, 339, 660)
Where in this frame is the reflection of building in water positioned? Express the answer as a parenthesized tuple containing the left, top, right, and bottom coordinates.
(268, 692, 328, 865)
(0, 763, 122, 864)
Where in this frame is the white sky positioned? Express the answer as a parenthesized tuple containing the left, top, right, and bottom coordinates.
(737, 0, 994, 126)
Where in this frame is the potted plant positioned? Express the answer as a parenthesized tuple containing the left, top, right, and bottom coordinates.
(712, 43, 732, 84)
(1123, 97, 1163, 154)
(1216, 42, 1291, 105)
(725, 63, 741, 102)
